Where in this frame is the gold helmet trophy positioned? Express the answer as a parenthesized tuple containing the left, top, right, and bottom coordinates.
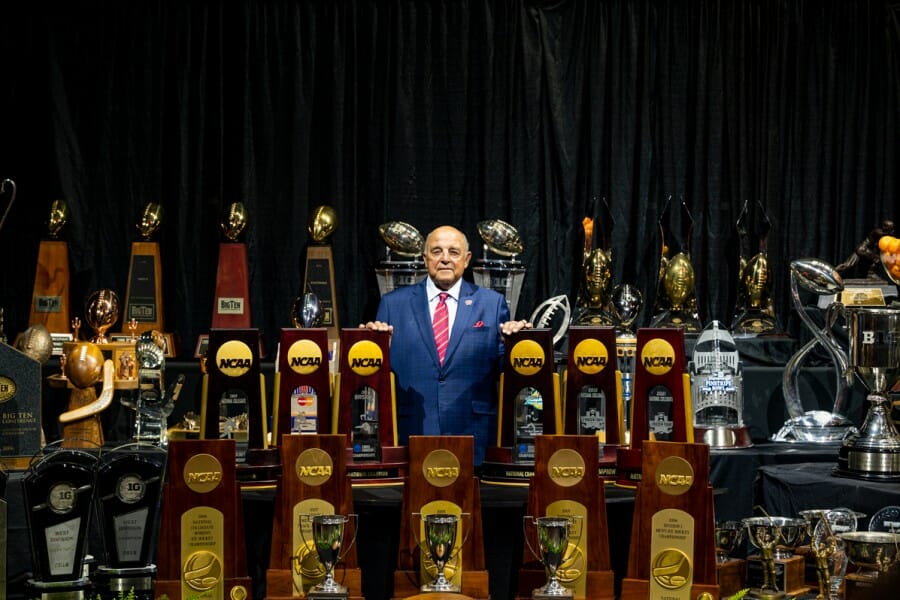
(650, 196, 702, 332)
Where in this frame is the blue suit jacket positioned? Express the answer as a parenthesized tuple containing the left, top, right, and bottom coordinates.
(376, 278, 509, 465)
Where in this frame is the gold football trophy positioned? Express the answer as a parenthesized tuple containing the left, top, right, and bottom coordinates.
(650, 197, 702, 332)
(303, 205, 340, 344)
(732, 200, 779, 335)
(29, 197, 74, 353)
(573, 216, 616, 326)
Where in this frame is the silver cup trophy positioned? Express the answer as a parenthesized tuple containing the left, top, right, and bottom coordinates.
(411, 512, 470, 593)
(835, 306, 900, 481)
(299, 513, 358, 598)
(840, 530, 900, 583)
(715, 521, 745, 563)
(523, 515, 583, 599)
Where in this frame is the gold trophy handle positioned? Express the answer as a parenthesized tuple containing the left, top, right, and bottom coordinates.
(59, 360, 115, 423)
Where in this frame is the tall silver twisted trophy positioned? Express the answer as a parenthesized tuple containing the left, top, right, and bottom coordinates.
(411, 512, 470, 592)
(773, 259, 856, 442)
(299, 513, 358, 598)
(834, 305, 900, 481)
(523, 515, 582, 599)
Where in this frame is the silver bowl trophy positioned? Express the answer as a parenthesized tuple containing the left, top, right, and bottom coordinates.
(411, 512, 470, 593)
(299, 513, 358, 599)
(472, 219, 526, 318)
(715, 520, 745, 563)
(773, 259, 857, 443)
(834, 305, 900, 481)
(840, 531, 900, 585)
(522, 515, 582, 599)
(690, 320, 752, 448)
(374, 221, 427, 296)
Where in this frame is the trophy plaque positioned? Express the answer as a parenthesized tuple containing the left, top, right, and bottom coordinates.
(303, 205, 340, 343)
(834, 306, 900, 481)
(516, 436, 615, 599)
(272, 328, 333, 439)
(616, 328, 692, 487)
(374, 221, 428, 295)
(93, 443, 167, 600)
(472, 219, 527, 318)
(120, 202, 177, 356)
(23, 447, 99, 599)
(689, 321, 752, 448)
(265, 434, 362, 600)
(334, 328, 406, 483)
(482, 328, 561, 484)
(200, 328, 274, 483)
(29, 198, 74, 353)
(154, 439, 252, 600)
(620, 441, 718, 600)
(0, 341, 43, 470)
(393, 436, 489, 599)
(562, 326, 624, 478)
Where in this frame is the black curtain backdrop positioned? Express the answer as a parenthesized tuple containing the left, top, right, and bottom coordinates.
(0, 0, 897, 358)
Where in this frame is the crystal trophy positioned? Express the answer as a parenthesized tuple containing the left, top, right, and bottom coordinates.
(472, 219, 526, 318)
(689, 320, 752, 448)
(774, 259, 857, 442)
(374, 221, 427, 295)
(128, 332, 184, 447)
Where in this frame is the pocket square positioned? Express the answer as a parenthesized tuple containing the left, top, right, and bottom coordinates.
(473, 320, 484, 328)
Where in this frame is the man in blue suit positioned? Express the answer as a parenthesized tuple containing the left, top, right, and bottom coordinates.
(363, 225, 530, 465)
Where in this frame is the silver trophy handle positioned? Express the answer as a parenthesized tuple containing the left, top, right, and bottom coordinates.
(0, 179, 16, 233)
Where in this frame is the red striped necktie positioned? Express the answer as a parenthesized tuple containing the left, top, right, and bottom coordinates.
(433, 292, 450, 364)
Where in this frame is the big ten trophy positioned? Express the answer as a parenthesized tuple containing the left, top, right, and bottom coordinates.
(127, 331, 184, 447)
(92, 442, 167, 600)
(572, 202, 616, 326)
(0, 324, 49, 470)
(834, 305, 900, 481)
(611, 283, 643, 444)
(303, 205, 340, 345)
(334, 327, 407, 483)
(620, 441, 718, 600)
(481, 328, 561, 484)
(265, 434, 362, 600)
(516, 435, 615, 599)
(118, 202, 177, 356)
(616, 328, 692, 487)
(196, 201, 252, 358)
(472, 219, 527, 319)
(22, 445, 99, 600)
(374, 221, 428, 295)
(743, 514, 808, 598)
(200, 328, 275, 483)
(562, 326, 624, 479)
(731, 199, 779, 336)
(773, 259, 857, 442)
(29, 197, 74, 354)
(834, 219, 897, 305)
(155, 439, 252, 600)
(272, 327, 332, 440)
(650, 197, 702, 333)
(689, 321, 752, 448)
(394, 436, 488, 598)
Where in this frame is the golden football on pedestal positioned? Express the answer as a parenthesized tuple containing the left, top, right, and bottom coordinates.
(308, 204, 338, 243)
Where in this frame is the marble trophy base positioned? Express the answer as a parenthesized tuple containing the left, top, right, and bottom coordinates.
(25, 577, 91, 600)
(834, 400, 900, 482)
(92, 565, 156, 600)
(695, 425, 753, 448)
(343, 445, 408, 485)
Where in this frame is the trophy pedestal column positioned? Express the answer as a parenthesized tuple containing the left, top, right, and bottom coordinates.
(92, 566, 156, 600)
(695, 425, 753, 449)
(25, 578, 92, 600)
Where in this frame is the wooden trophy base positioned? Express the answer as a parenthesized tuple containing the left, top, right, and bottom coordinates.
(746, 554, 809, 597)
(392, 569, 490, 600)
(716, 558, 747, 597)
(344, 445, 408, 485)
(844, 571, 880, 599)
(154, 576, 253, 600)
(515, 568, 615, 600)
(265, 568, 363, 600)
(238, 447, 282, 486)
(29, 239, 71, 334)
(61, 387, 105, 448)
(480, 446, 533, 485)
(621, 579, 720, 600)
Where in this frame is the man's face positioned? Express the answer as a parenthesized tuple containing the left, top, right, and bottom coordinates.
(425, 227, 471, 290)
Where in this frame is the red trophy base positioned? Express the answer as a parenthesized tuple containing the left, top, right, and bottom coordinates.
(614, 446, 642, 487)
(344, 445, 408, 485)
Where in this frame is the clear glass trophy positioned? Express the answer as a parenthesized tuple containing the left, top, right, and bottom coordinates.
(472, 219, 526, 318)
(689, 321, 751, 448)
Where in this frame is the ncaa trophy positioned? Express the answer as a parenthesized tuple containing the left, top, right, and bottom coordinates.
(374, 221, 427, 295)
(472, 219, 526, 318)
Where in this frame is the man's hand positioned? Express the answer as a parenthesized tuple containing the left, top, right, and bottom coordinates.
(360, 321, 394, 333)
(500, 319, 532, 336)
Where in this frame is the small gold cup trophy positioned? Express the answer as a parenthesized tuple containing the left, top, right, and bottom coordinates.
(298, 514, 358, 599)
(411, 512, 471, 593)
(522, 515, 583, 599)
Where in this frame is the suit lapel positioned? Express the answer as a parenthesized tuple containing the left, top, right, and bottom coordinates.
(411, 281, 442, 366)
(444, 281, 477, 365)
